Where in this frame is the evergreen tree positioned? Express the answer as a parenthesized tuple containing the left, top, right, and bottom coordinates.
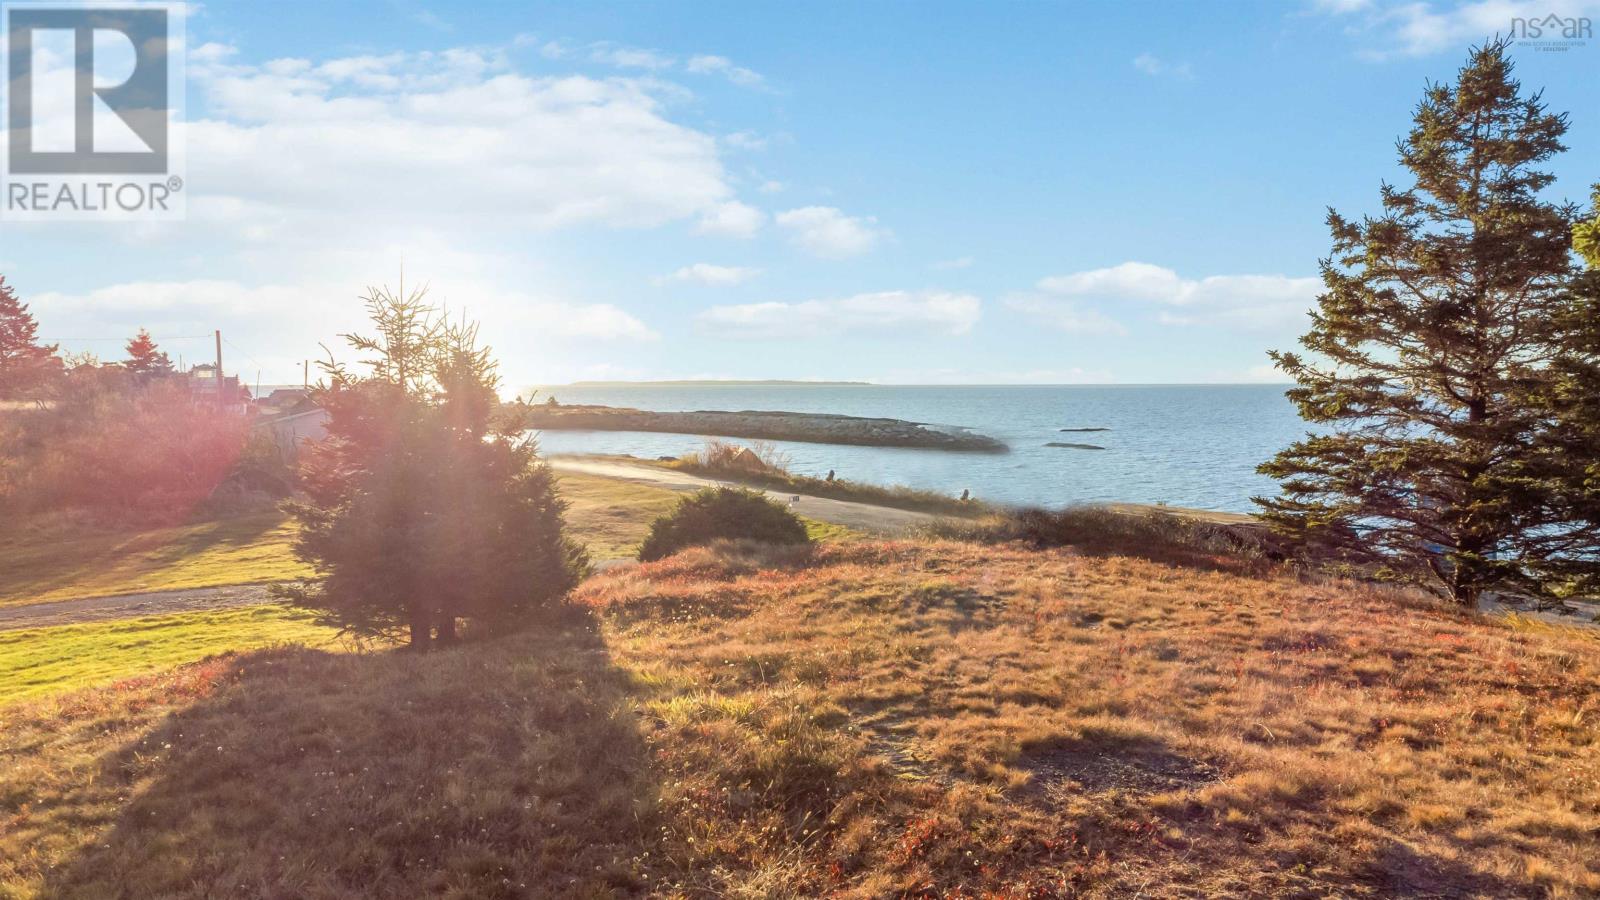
(281, 283, 587, 649)
(123, 329, 174, 379)
(0, 277, 61, 400)
(1258, 40, 1600, 604)
(1576, 185, 1600, 267)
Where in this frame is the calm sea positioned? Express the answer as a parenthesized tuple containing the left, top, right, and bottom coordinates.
(528, 384, 1307, 514)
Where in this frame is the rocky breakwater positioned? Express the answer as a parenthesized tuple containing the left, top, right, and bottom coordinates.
(524, 404, 1008, 452)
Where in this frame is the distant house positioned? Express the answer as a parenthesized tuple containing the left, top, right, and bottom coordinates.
(244, 387, 326, 461)
(255, 406, 329, 461)
(183, 364, 249, 413)
(257, 387, 318, 418)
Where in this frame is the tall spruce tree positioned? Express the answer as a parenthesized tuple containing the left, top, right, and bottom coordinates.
(1258, 40, 1600, 604)
(1576, 185, 1600, 267)
(0, 277, 60, 400)
(281, 283, 587, 649)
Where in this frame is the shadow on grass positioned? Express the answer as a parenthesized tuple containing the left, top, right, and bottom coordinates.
(1358, 837, 1531, 898)
(38, 611, 660, 898)
(0, 511, 288, 604)
(137, 511, 287, 562)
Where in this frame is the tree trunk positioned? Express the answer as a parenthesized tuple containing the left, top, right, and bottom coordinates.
(1449, 536, 1484, 607)
(434, 609, 458, 646)
(407, 605, 432, 651)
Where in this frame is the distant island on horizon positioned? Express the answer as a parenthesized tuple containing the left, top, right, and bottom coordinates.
(556, 379, 875, 387)
(537, 380, 1294, 388)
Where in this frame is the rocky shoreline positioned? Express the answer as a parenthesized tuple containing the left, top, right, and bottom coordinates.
(524, 404, 1008, 452)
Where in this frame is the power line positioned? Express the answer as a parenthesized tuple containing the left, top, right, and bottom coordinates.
(221, 335, 268, 374)
(40, 334, 215, 342)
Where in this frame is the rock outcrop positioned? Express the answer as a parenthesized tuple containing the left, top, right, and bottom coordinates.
(524, 405, 1008, 452)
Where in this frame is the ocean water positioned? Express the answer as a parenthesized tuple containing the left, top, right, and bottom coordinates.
(529, 384, 1308, 514)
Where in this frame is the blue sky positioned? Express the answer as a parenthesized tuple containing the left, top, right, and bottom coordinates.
(3, 0, 1598, 388)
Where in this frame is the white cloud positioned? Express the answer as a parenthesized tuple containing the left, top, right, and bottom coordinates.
(932, 256, 974, 270)
(658, 263, 762, 286)
(183, 46, 738, 240)
(35, 280, 318, 317)
(1037, 261, 1187, 301)
(695, 201, 766, 237)
(412, 10, 453, 32)
(758, 180, 785, 194)
(532, 300, 658, 340)
(1313, 0, 1372, 12)
(1241, 363, 1293, 382)
(1312, 0, 1600, 58)
(722, 131, 767, 151)
(685, 54, 765, 87)
(31, 278, 659, 383)
(774, 206, 886, 259)
(1004, 295, 1127, 335)
(586, 42, 675, 70)
(1034, 261, 1320, 331)
(698, 290, 980, 339)
(1132, 53, 1194, 79)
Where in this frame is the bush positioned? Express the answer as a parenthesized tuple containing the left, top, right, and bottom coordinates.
(1, 372, 250, 524)
(672, 440, 977, 518)
(638, 487, 810, 561)
(684, 438, 790, 475)
(924, 505, 1279, 569)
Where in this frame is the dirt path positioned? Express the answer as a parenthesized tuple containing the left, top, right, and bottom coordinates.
(0, 583, 280, 632)
(2, 462, 937, 631)
(547, 457, 940, 534)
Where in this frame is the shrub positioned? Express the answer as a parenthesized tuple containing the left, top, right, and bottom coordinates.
(672, 440, 977, 518)
(1, 372, 250, 524)
(924, 505, 1279, 568)
(684, 438, 791, 475)
(638, 487, 810, 561)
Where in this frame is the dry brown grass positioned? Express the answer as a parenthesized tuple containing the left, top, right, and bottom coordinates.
(3, 539, 1598, 897)
(584, 540, 1600, 897)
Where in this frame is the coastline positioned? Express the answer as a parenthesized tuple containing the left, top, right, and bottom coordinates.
(548, 454, 1259, 527)
(525, 404, 1008, 453)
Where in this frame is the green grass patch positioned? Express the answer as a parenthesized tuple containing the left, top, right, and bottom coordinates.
(558, 471, 684, 559)
(803, 518, 856, 543)
(561, 471, 857, 557)
(0, 471, 846, 611)
(601, 450, 987, 518)
(0, 512, 310, 608)
(0, 605, 342, 705)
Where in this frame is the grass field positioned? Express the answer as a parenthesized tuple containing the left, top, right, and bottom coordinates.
(559, 468, 856, 555)
(0, 512, 308, 608)
(603, 450, 987, 518)
(0, 471, 838, 611)
(0, 606, 343, 703)
(556, 470, 687, 559)
(3, 539, 1596, 897)
(0, 472, 675, 607)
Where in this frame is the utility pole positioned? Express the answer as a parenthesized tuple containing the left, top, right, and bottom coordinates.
(303, 359, 309, 389)
(214, 330, 224, 407)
